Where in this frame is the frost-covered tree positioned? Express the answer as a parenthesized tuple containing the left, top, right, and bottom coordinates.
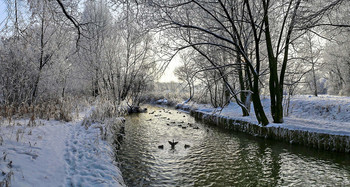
(76, 0, 158, 105)
(324, 34, 350, 96)
(174, 50, 199, 103)
(79, 0, 112, 97)
(290, 32, 324, 96)
(0, 0, 75, 104)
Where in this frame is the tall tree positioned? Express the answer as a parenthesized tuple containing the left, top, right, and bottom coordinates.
(262, 0, 301, 123)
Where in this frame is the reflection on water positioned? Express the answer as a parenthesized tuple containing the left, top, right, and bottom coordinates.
(116, 105, 350, 186)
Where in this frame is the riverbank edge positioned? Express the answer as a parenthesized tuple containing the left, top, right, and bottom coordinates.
(176, 104, 350, 153)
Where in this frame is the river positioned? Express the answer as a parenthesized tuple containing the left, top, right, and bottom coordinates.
(116, 105, 350, 186)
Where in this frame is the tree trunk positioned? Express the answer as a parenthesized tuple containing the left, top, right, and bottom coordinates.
(263, 0, 284, 123)
(252, 73, 269, 126)
(312, 65, 318, 96)
(237, 52, 249, 116)
(32, 74, 40, 102)
(93, 69, 99, 97)
(244, 1, 269, 125)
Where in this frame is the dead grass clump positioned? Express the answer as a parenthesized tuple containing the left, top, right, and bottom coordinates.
(0, 170, 13, 187)
(16, 129, 24, 142)
(28, 113, 36, 127)
(1, 152, 13, 187)
(0, 96, 82, 123)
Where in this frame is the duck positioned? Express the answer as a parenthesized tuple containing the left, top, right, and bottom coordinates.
(158, 145, 164, 149)
(193, 126, 199, 129)
(168, 139, 178, 149)
(184, 144, 190, 149)
(182, 126, 187, 129)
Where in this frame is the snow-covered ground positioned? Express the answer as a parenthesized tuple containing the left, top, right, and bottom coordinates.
(180, 95, 350, 136)
(2, 94, 349, 186)
(0, 108, 125, 186)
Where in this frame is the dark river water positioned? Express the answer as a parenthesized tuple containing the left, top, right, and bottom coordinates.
(116, 105, 350, 186)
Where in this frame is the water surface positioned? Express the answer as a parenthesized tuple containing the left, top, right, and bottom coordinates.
(116, 105, 350, 186)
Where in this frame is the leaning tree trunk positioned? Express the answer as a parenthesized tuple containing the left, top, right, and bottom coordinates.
(249, 68, 269, 126)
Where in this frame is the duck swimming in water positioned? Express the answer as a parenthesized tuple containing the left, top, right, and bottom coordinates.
(168, 139, 178, 149)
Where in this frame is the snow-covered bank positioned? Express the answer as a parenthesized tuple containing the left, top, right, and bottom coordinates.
(0, 107, 125, 186)
(176, 95, 350, 152)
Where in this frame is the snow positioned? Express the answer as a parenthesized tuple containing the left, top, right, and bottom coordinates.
(155, 99, 168, 105)
(0, 108, 125, 186)
(2, 94, 350, 185)
(180, 95, 350, 137)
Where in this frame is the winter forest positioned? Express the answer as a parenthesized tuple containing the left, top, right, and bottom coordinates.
(1, 0, 350, 125)
(1, 0, 350, 186)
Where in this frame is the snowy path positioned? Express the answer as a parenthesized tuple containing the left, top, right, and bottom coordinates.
(0, 117, 124, 186)
(64, 121, 123, 186)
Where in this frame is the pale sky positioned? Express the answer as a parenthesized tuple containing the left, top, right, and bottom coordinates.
(0, 1, 7, 31)
(158, 54, 181, 83)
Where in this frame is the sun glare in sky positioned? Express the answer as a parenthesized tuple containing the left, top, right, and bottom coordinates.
(159, 54, 181, 83)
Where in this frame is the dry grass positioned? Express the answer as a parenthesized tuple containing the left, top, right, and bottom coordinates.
(0, 96, 96, 125)
(0, 170, 13, 187)
(0, 151, 13, 187)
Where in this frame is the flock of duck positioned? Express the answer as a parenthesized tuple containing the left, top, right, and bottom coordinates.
(147, 108, 203, 150)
